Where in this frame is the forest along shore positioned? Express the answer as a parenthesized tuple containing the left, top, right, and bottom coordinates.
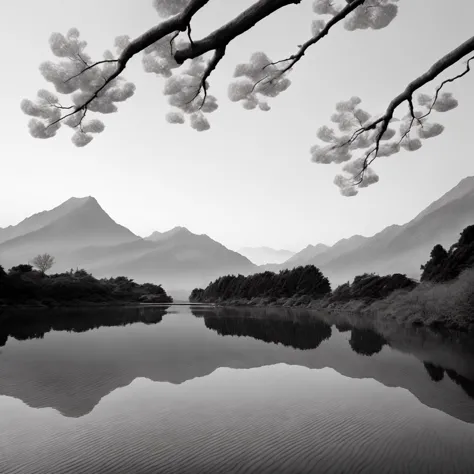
(190, 226, 474, 332)
(0, 267, 173, 308)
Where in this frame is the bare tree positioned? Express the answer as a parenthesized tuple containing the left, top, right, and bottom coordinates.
(31, 254, 55, 275)
(21, 0, 474, 196)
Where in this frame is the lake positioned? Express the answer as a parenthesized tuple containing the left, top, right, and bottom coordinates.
(1, 305, 474, 473)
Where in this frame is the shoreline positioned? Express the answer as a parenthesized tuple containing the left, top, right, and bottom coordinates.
(194, 292, 474, 333)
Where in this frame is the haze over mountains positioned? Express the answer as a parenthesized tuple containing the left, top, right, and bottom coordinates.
(237, 247, 295, 265)
(1, 176, 473, 295)
(272, 176, 474, 285)
(0, 198, 256, 296)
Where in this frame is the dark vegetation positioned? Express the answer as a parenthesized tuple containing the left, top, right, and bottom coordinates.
(201, 309, 333, 351)
(190, 225, 474, 314)
(190, 265, 331, 304)
(421, 225, 474, 283)
(0, 306, 168, 347)
(0, 266, 173, 306)
(331, 273, 417, 303)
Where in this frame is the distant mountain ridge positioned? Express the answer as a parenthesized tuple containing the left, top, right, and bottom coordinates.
(0, 198, 256, 296)
(274, 176, 474, 286)
(238, 246, 295, 265)
(1, 176, 473, 295)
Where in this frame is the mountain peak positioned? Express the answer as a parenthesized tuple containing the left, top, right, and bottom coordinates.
(145, 226, 194, 242)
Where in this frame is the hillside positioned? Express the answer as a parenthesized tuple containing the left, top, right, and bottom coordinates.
(312, 177, 474, 285)
(285, 243, 329, 267)
(0, 197, 90, 244)
(253, 176, 474, 286)
(88, 227, 257, 291)
(0, 197, 138, 270)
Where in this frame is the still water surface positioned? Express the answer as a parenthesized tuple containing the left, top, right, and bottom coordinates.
(1, 305, 474, 473)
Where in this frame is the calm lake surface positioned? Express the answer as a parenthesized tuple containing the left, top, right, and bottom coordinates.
(1, 305, 474, 473)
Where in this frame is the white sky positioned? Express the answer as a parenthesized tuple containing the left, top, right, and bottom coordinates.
(1, 0, 473, 252)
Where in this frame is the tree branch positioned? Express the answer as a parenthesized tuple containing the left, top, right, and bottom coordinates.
(174, 0, 303, 64)
(48, 0, 211, 128)
(334, 36, 474, 185)
(420, 54, 474, 120)
(268, 0, 367, 76)
(65, 59, 119, 83)
(186, 46, 227, 108)
(367, 35, 474, 146)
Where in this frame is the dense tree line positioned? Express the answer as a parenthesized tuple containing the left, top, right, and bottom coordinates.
(190, 265, 416, 304)
(191, 224, 474, 305)
(331, 273, 417, 303)
(0, 265, 173, 306)
(421, 225, 474, 283)
(190, 265, 331, 303)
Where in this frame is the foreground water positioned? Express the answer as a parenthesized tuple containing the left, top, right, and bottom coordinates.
(1, 305, 474, 473)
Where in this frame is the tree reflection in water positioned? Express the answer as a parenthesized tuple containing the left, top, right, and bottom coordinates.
(0, 306, 169, 347)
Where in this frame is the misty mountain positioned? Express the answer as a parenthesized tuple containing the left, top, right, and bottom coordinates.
(85, 227, 256, 291)
(0, 197, 92, 244)
(285, 244, 329, 267)
(0, 197, 138, 269)
(238, 246, 295, 265)
(310, 176, 474, 285)
(0, 198, 256, 295)
(268, 235, 368, 273)
(144, 231, 163, 242)
(256, 176, 474, 287)
(144, 227, 190, 242)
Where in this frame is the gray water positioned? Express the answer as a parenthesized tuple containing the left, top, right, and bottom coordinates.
(1, 305, 474, 473)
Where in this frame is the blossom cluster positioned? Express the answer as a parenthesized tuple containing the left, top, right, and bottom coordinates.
(152, 0, 191, 18)
(20, 29, 135, 146)
(142, 32, 218, 131)
(311, 0, 399, 37)
(228, 52, 292, 112)
(310, 91, 459, 196)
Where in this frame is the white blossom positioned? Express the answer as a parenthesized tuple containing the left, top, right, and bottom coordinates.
(311, 19, 326, 36)
(166, 111, 185, 124)
(309, 90, 452, 195)
(418, 122, 444, 139)
(28, 118, 60, 139)
(310, 143, 352, 164)
(344, 1, 398, 31)
(190, 112, 210, 132)
(417, 93, 433, 107)
(115, 35, 131, 55)
(152, 0, 190, 18)
(400, 137, 422, 151)
(380, 127, 396, 141)
(313, 0, 340, 16)
(358, 167, 380, 188)
(82, 119, 105, 134)
(71, 131, 93, 147)
(316, 125, 336, 143)
(228, 52, 292, 111)
(432, 92, 458, 112)
(334, 175, 358, 197)
(377, 142, 400, 157)
(21, 28, 135, 146)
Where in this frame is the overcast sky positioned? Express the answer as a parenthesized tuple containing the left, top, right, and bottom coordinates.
(1, 0, 473, 251)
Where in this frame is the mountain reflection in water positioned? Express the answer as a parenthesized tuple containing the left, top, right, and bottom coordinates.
(2, 305, 474, 473)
